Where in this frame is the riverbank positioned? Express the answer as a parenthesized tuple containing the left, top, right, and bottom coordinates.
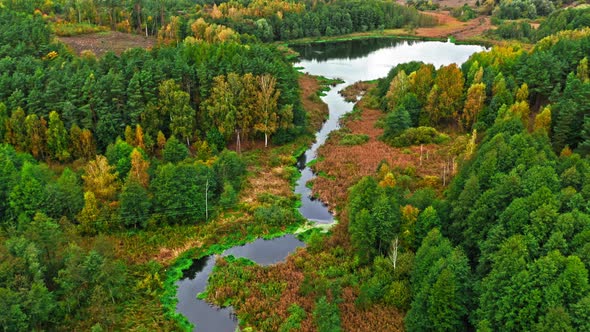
(311, 86, 458, 212)
(153, 73, 331, 330)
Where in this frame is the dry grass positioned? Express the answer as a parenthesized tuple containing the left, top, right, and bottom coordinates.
(340, 81, 372, 102)
(300, 74, 330, 132)
(312, 94, 454, 211)
(59, 31, 156, 56)
(415, 12, 492, 39)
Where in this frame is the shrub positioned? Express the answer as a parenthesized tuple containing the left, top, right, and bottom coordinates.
(386, 126, 450, 147)
(339, 134, 369, 146)
(451, 4, 478, 21)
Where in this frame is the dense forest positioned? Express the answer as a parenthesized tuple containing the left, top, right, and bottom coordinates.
(3, 0, 590, 330)
(349, 25, 590, 331)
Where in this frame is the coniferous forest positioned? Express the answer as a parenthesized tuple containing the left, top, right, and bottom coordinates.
(2, 0, 590, 331)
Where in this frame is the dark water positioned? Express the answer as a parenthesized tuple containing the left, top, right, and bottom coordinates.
(175, 235, 304, 332)
(176, 38, 485, 332)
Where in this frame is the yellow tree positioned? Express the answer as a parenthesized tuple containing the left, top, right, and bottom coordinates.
(135, 124, 145, 150)
(70, 125, 96, 161)
(534, 106, 552, 134)
(577, 57, 589, 83)
(515, 83, 529, 102)
(205, 75, 236, 141)
(433, 64, 465, 125)
(24, 114, 47, 159)
(255, 74, 280, 148)
(82, 155, 120, 203)
(386, 70, 410, 111)
(238, 73, 258, 143)
(77, 191, 100, 235)
(410, 64, 435, 105)
(128, 148, 150, 188)
(124, 125, 135, 146)
(462, 83, 486, 131)
(425, 84, 441, 125)
(509, 101, 531, 128)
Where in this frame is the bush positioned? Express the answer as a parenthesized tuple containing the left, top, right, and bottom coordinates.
(339, 134, 369, 146)
(253, 204, 296, 227)
(386, 126, 450, 147)
(313, 296, 342, 332)
(279, 304, 307, 332)
(451, 4, 478, 21)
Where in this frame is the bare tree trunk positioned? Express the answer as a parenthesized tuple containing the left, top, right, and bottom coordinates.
(264, 132, 268, 148)
(420, 144, 423, 166)
(389, 237, 399, 270)
(236, 129, 241, 154)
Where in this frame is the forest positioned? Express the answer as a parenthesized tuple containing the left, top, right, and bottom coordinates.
(3, 0, 590, 331)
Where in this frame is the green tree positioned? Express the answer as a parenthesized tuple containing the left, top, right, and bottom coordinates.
(382, 107, 411, 140)
(46, 168, 84, 220)
(162, 135, 189, 163)
(406, 229, 470, 332)
(415, 206, 441, 248)
(47, 111, 70, 161)
(105, 138, 134, 179)
(119, 178, 151, 229)
(9, 162, 49, 220)
(313, 296, 341, 332)
(158, 79, 196, 146)
(151, 163, 215, 224)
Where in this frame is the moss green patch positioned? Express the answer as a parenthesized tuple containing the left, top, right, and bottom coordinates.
(339, 134, 369, 146)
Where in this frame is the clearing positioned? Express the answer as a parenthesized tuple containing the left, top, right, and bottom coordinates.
(58, 31, 156, 56)
(416, 11, 492, 40)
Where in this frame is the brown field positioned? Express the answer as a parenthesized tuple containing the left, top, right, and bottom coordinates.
(311, 87, 455, 212)
(300, 74, 330, 132)
(415, 11, 492, 39)
(58, 31, 156, 56)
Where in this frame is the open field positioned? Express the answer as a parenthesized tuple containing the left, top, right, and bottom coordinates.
(59, 31, 156, 56)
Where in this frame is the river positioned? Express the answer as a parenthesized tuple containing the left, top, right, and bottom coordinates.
(175, 38, 485, 332)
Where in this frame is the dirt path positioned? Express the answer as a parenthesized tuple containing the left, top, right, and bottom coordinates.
(416, 12, 492, 39)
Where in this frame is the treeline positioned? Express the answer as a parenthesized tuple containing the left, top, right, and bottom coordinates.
(0, 142, 245, 230)
(376, 31, 590, 153)
(5, 0, 437, 42)
(0, 9, 303, 158)
(489, 6, 590, 42)
(205, 0, 437, 42)
(2, 0, 195, 35)
(346, 29, 590, 331)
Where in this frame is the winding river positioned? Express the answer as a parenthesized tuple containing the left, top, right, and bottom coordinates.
(175, 38, 485, 332)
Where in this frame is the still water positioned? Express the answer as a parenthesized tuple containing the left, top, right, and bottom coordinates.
(175, 38, 485, 332)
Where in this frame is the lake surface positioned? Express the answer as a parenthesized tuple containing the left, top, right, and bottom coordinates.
(175, 38, 485, 332)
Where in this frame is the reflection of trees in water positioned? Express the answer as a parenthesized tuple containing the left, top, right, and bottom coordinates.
(181, 256, 211, 280)
(292, 38, 418, 62)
